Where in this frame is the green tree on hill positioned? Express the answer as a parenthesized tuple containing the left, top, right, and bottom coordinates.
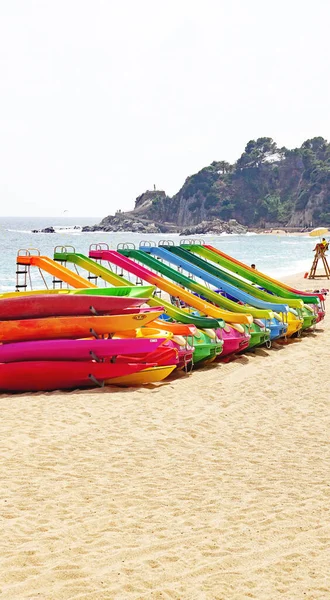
(236, 137, 279, 169)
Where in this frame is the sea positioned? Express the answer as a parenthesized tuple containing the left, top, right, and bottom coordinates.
(0, 216, 317, 292)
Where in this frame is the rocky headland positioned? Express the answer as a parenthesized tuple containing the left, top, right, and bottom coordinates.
(32, 136, 330, 234)
(80, 191, 248, 235)
(82, 136, 330, 234)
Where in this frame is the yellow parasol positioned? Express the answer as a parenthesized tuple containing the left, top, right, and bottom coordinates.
(309, 227, 329, 237)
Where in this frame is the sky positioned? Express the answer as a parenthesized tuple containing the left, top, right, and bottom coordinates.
(1, 0, 330, 218)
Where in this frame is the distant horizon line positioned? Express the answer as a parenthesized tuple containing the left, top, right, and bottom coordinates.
(0, 215, 102, 219)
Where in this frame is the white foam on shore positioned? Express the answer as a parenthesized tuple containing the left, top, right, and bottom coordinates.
(6, 229, 32, 233)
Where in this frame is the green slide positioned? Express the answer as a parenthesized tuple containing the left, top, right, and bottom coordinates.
(188, 245, 319, 304)
(184, 245, 316, 330)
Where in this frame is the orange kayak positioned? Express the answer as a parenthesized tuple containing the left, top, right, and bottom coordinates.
(151, 320, 197, 336)
(0, 311, 163, 343)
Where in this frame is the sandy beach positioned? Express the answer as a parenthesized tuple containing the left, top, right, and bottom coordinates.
(1, 272, 330, 599)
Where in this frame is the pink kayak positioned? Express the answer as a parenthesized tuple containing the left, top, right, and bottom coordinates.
(0, 361, 154, 393)
(0, 294, 150, 320)
(0, 337, 165, 363)
(216, 326, 250, 358)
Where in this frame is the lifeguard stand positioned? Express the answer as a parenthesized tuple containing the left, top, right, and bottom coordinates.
(308, 244, 330, 279)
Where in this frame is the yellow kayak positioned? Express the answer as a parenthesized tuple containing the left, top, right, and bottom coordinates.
(108, 365, 176, 386)
(113, 327, 173, 340)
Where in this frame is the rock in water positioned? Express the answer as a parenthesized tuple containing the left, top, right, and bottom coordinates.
(31, 226, 55, 233)
(179, 219, 247, 236)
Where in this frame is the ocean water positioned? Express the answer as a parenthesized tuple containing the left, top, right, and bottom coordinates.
(0, 216, 317, 292)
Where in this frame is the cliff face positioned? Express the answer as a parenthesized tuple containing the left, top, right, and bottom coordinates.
(122, 188, 216, 227)
(124, 137, 330, 229)
(125, 190, 176, 224)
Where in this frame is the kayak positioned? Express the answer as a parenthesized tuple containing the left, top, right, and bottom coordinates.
(151, 320, 197, 336)
(117, 342, 193, 370)
(0, 361, 152, 392)
(0, 294, 149, 320)
(0, 310, 164, 343)
(219, 324, 251, 357)
(117, 346, 179, 367)
(114, 327, 173, 340)
(0, 285, 156, 300)
(0, 337, 166, 363)
(73, 286, 155, 298)
(108, 365, 176, 386)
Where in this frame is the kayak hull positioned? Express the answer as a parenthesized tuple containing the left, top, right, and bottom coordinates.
(219, 326, 250, 357)
(0, 361, 150, 392)
(0, 338, 165, 363)
(0, 294, 148, 320)
(0, 311, 163, 343)
(0, 285, 155, 300)
(108, 365, 176, 386)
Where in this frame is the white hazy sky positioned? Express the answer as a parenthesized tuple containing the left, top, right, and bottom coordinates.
(1, 0, 330, 217)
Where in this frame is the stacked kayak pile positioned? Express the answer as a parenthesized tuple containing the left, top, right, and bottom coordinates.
(0, 241, 325, 394)
(0, 289, 195, 392)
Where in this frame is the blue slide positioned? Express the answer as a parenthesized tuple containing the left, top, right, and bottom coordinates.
(142, 245, 289, 313)
(140, 245, 288, 340)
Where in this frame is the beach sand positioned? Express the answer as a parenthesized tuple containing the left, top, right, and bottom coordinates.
(1, 273, 330, 599)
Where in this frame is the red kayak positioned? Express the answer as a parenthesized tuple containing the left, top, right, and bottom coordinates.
(0, 361, 153, 392)
(0, 294, 149, 320)
(117, 346, 179, 367)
